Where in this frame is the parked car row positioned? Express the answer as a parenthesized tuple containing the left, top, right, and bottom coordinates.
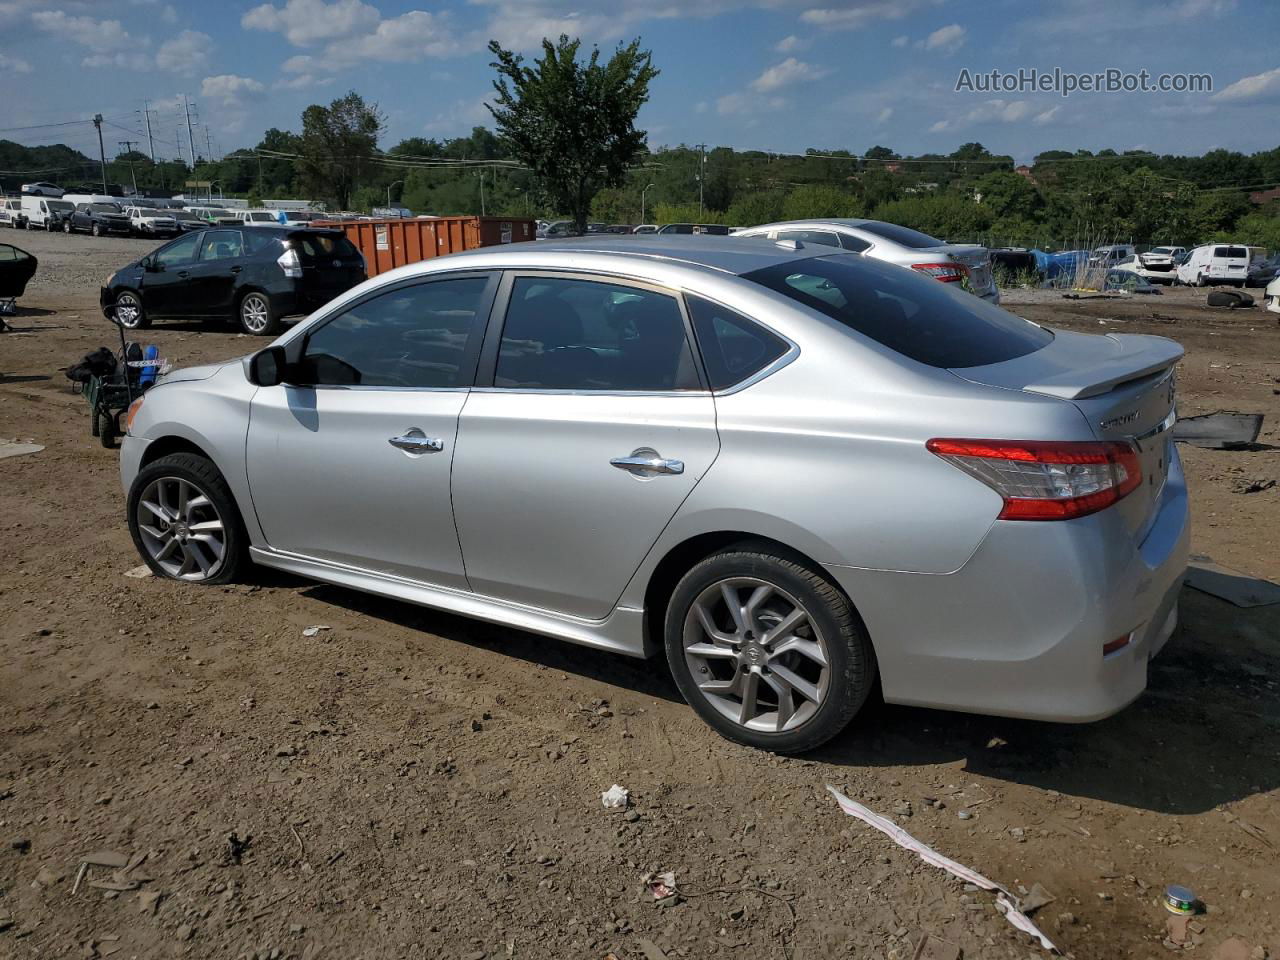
(0, 194, 324, 238)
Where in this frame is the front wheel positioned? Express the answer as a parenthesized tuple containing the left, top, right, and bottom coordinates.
(664, 545, 876, 753)
(63, 220, 72, 233)
(238, 291, 280, 336)
(127, 453, 247, 585)
(91, 222, 102, 237)
(114, 290, 149, 329)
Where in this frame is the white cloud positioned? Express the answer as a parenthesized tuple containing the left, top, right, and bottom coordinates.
(241, 0, 380, 46)
(751, 57, 832, 92)
(890, 34, 908, 47)
(1032, 105, 1061, 125)
(717, 91, 786, 116)
(875, 106, 893, 124)
(930, 98, 1034, 132)
(1170, 0, 1235, 15)
(917, 23, 965, 53)
(695, 100, 709, 113)
(421, 98, 493, 134)
(282, 54, 313, 74)
(161, 4, 177, 23)
(1212, 66, 1280, 104)
(775, 34, 805, 52)
(329, 10, 455, 63)
(156, 29, 212, 72)
(0, 51, 32, 73)
(800, 0, 942, 30)
(31, 10, 134, 50)
(201, 74, 266, 106)
(82, 52, 152, 70)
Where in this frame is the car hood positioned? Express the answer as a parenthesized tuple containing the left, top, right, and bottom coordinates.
(157, 360, 235, 385)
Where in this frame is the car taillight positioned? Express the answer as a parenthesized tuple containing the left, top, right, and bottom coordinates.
(911, 262, 967, 283)
(277, 245, 303, 279)
(926, 438, 1142, 520)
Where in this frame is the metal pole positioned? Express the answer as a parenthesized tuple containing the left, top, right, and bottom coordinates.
(696, 144, 706, 216)
(93, 114, 108, 194)
(478, 170, 485, 216)
(641, 182, 655, 223)
(142, 100, 155, 162)
(183, 95, 198, 192)
(204, 126, 214, 164)
(118, 142, 138, 194)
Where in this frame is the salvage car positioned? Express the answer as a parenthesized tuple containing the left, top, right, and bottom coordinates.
(1133, 246, 1186, 283)
(1176, 243, 1250, 287)
(118, 237, 1188, 753)
(66, 202, 133, 237)
(734, 219, 1000, 303)
(101, 225, 366, 335)
(123, 206, 180, 238)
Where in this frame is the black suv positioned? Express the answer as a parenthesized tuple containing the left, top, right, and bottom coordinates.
(100, 226, 367, 335)
(66, 202, 133, 237)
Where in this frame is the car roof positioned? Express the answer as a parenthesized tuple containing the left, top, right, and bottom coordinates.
(450, 235, 848, 276)
(739, 218, 884, 233)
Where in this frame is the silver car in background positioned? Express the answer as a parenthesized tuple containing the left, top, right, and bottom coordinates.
(732, 218, 1001, 303)
(119, 237, 1187, 753)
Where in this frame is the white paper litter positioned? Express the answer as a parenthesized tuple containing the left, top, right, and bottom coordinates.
(302, 625, 331, 637)
(826, 785, 1057, 953)
(601, 784, 629, 809)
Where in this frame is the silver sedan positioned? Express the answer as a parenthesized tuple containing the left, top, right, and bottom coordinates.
(732, 218, 1001, 303)
(119, 236, 1188, 753)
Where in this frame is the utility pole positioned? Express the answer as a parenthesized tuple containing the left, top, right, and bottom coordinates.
(256, 152, 263, 195)
(183, 95, 198, 191)
(142, 99, 155, 161)
(701, 142, 711, 217)
(93, 114, 108, 195)
(641, 182, 655, 223)
(204, 126, 214, 164)
(478, 169, 486, 216)
(117, 141, 139, 194)
(176, 127, 185, 168)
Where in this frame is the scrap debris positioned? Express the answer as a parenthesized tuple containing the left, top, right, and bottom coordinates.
(600, 784, 629, 810)
(826, 786, 1058, 952)
(1172, 411, 1263, 450)
(1185, 558, 1280, 608)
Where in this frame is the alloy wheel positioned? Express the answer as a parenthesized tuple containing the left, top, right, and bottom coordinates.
(115, 293, 142, 328)
(135, 476, 227, 581)
(682, 577, 830, 733)
(241, 294, 269, 333)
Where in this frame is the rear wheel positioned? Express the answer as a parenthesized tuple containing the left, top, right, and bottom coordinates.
(664, 545, 876, 753)
(97, 410, 117, 448)
(128, 453, 247, 585)
(91, 222, 102, 237)
(238, 291, 280, 336)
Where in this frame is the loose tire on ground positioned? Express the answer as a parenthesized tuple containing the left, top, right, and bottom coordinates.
(663, 543, 876, 754)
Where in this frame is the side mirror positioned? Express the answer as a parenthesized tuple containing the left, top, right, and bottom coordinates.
(247, 345, 287, 387)
(142, 257, 163, 272)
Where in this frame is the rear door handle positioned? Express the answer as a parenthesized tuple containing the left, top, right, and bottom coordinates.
(610, 453, 684, 476)
(230, 266, 242, 274)
(389, 432, 443, 454)
(176, 270, 189, 279)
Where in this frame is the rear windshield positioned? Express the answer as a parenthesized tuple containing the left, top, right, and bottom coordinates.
(743, 255, 1053, 369)
(858, 222, 943, 249)
(292, 232, 359, 260)
(1213, 246, 1247, 258)
(47, 200, 74, 212)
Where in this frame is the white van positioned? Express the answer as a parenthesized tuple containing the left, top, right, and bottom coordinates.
(62, 193, 122, 209)
(20, 194, 76, 230)
(1176, 244, 1250, 287)
(236, 209, 279, 227)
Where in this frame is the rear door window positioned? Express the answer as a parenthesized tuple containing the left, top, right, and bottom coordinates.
(686, 295, 789, 390)
(838, 233, 871, 253)
(744, 255, 1052, 369)
(776, 229, 841, 248)
(198, 230, 244, 261)
(493, 276, 700, 391)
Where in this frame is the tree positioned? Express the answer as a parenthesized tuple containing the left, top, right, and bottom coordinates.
(487, 34, 657, 233)
(296, 91, 384, 211)
(782, 184, 861, 220)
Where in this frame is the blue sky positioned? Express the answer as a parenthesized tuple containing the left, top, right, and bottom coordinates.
(1, 0, 1277, 165)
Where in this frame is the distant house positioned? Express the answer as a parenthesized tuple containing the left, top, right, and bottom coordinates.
(1249, 186, 1280, 206)
(1015, 164, 1036, 183)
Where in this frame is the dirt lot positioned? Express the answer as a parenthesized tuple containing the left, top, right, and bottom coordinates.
(2, 228, 1278, 960)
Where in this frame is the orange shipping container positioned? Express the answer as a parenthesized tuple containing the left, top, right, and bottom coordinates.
(311, 216, 536, 277)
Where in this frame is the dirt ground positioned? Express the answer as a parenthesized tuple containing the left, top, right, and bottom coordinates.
(1, 228, 1278, 960)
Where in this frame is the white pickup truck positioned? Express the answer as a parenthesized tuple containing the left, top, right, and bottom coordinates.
(123, 206, 179, 238)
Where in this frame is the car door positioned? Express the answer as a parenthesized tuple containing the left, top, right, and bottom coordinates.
(140, 232, 203, 317)
(245, 272, 498, 587)
(186, 229, 245, 317)
(451, 272, 720, 619)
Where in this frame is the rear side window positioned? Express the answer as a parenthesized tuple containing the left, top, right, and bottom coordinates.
(199, 230, 243, 261)
(686, 295, 789, 390)
(839, 233, 871, 253)
(494, 276, 700, 391)
(743, 255, 1053, 369)
(300, 277, 490, 389)
(244, 230, 281, 256)
(776, 229, 840, 248)
(293, 233, 360, 260)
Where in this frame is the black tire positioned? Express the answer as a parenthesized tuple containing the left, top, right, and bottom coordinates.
(663, 544, 876, 754)
(63, 220, 72, 233)
(238, 291, 281, 336)
(127, 453, 248, 585)
(98, 410, 117, 448)
(91, 222, 102, 237)
(114, 290, 149, 330)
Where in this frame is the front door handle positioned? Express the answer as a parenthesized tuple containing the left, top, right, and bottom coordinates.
(610, 451, 685, 477)
(230, 265, 242, 274)
(176, 270, 190, 279)
(389, 432, 443, 454)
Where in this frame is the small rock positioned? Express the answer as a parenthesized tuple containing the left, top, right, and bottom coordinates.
(461, 952, 487, 960)
(1167, 914, 1190, 946)
(470, 720, 483, 732)
(1240, 889, 1252, 900)
(289, 924, 304, 935)
(892, 802, 912, 817)
(957, 810, 973, 821)
(175, 924, 194, 942)
(11, 838, 30, 853)
(1055, 912, 1077, 928)
(33, 866, 63, 887)
(275, 745, 297, 757)
(137, 891, 162, 915)
(145, 702, 159, 710)
(624, 810, 640, 823)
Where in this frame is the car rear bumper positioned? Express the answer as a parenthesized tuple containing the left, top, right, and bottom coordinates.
(827, 447, 1190, 722)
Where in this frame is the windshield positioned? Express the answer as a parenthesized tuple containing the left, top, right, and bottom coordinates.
(137, 208, 163, 217)
(251, 212, 275, 221)
(89, 203, 120, 213)
(744, 254, 1053, 369)
(207, 208, 233, 218)
(1152, 247, 1176, 255)
(857, 222, 944, 248)
(172, 211, 199, 221)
